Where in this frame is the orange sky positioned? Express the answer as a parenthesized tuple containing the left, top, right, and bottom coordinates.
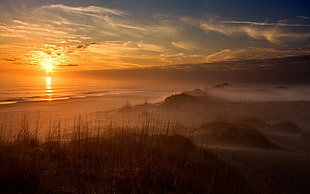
(0, 1, 309, 74)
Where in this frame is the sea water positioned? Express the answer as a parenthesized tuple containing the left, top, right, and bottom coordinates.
(0, 74, 149, 105)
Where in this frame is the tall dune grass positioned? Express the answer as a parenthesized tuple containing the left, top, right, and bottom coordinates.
(0, 111, 256, 193)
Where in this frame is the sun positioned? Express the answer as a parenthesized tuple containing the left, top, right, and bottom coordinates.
(40, 57, 55, 73)
(44, 62, 53, 71)
(28, 45, 71, 73)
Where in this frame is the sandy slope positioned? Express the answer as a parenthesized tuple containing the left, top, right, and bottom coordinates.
(190, 119, 310, 194)
(113, 91, 310, 194)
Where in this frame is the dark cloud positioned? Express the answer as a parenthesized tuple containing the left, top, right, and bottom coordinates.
(58, 64, 78, 67)
(2, 58, 17, 62)
(71, 55, 310, 85)
(76, 42, 98, 49)
(77, 44, 87, 49)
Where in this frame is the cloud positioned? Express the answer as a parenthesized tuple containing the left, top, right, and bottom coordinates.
(0, 4, 153, 46)
(12, 20, 29, 25)
(172, 41, 198, 50)
(36, 4, 140, 32)
(35, 4, 126, 34)
(1, 57, 17, 62)
(222, 20, 310, 27)
(0, 17, 73, 44)
(182, 17, 310, 44)
(39, 4, 126, 17)
(76, 42, 99, 49)
(159, 53, 205, 65)
(59, 41, 166, 69)
(31, 4, 175, 42)
(58, 64, 78, 67)
(80, 36, 91, 40)
(137, 42, 165, 52)
(296, 15, 310, 20)
(204, 47, 310, 62)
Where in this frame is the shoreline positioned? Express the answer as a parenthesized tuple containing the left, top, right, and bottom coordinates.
(0, 90, 176, 138)
(0, 90, 173, 111)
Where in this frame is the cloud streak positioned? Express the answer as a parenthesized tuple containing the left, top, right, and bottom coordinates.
(180, 17, 310, 45)
(222, 20, 310, 27)
(200, 20, 310, 44)
(172, 41, 199, 50)
(39, 4, 126, 17)
(204, 48, 310, 62)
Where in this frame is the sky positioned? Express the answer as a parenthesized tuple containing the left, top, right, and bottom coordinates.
(0, 0, 309, 73)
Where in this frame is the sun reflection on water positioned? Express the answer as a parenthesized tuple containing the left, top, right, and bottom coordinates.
(45, 76, 53, 101)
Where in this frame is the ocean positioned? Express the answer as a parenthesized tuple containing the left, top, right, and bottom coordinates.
(0, 75, 155, 105)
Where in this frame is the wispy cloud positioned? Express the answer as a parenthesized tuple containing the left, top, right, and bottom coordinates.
(172, 41, 199, 50)
(222, 20, 310, 27)
(159, 53, 205, 65)
(35, 4, 127, 35)
(202, 21, 310, 44)
(39, 4, 126, 17)
(181, 17, 310, 44)
(137, 42, 165, 52)
(0, 4, 145, 46)
(58, 64, 78, 67)
(296, 15, 310, 20)
(204, 47, 310, 62)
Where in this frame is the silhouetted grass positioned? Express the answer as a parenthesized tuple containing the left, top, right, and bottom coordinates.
(0, 113, 256, 193)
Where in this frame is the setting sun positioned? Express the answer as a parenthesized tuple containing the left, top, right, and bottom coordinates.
(44, 62, 53, 72)
(26, 45, 71, 73)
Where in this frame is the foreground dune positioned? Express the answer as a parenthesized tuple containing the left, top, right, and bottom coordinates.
(1, 88, 310, 193)
(112, 90, 310, 194)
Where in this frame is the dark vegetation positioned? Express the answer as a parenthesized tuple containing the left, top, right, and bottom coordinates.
(0, 113, 256, 194)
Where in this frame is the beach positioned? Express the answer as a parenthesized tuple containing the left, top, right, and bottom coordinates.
(0, 89, 178, 138)
(1, 86, 310, 193)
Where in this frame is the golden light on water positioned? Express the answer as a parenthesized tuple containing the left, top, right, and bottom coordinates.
(46, 76, 52, 89)
(45, 76, 53, 101)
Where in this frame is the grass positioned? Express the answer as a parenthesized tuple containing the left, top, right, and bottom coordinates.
(0, 112, 257, 193)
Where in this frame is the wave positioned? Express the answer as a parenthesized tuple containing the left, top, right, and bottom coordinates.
(0, 89, 147, 106)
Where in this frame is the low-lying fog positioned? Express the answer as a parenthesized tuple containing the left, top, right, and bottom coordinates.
(204, 84, 310, 102)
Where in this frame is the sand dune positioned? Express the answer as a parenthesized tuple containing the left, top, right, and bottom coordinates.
(272, 121, 303, 134)
(109, 89, 310, 194)
(1, 86, 310, 194)
(192, 120, 282, 149)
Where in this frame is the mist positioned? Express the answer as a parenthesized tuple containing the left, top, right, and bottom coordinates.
(205, 84, 310, 102)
